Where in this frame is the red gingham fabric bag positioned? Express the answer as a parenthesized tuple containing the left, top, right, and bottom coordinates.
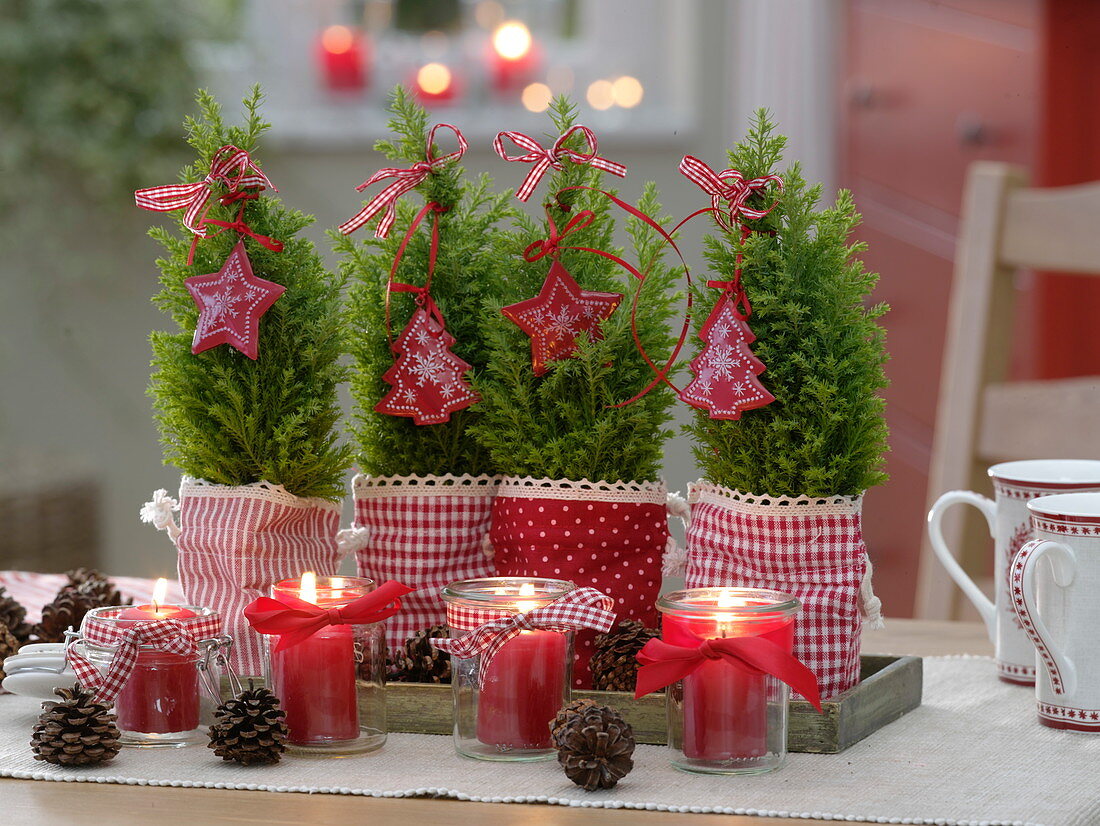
(489, 476, 671, 688)
(681, 482, 883, 700)
(141, 479, 343, 677)
(351, 474, 498, 654)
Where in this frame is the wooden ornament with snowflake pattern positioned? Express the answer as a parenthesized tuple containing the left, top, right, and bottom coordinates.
(680, 293, 774, 419)
(374, 300, 480, 426)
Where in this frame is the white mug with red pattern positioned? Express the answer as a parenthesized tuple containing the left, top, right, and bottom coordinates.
(1012, 492, 1100, 731)
(927, 460, 1100, 685)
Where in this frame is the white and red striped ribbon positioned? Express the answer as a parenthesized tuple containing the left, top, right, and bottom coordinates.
(679, 155, 783, 230)
(339, 123, 467, 237)
(432, 586, 615, 687)
(65, 609, 222, 704)
(494, 125, 626, 202)
(134, 145, 275, 237)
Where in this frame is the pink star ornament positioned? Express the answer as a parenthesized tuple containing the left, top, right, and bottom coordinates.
(184, 241, 286, 360)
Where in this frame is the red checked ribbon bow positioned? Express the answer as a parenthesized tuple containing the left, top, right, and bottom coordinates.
(431, 587, 616, 686)
(494, 125, 626, 202)
(634, 636, 823, 711)
(244, 580, 414, 652)
(339, 124, 467, 238)
(679, 155, 782, 232)
(134, 144, 275, 237)
(66, 611, 222, 704)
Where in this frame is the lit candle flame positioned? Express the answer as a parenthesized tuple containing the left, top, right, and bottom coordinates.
(517, 581, 538, 613)
(300, 571, 318, 605)
(417, 62, 452, 96)
(717, 589, 737, 609)
(492, 21, 532, 61)
(151, 577, 168, 613)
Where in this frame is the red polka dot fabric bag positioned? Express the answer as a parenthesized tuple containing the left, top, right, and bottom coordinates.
(351, 474, 498, 654)
(680, 482, 883, 700)
(489, 476, 673, 687)
(141, 478, 344, 677)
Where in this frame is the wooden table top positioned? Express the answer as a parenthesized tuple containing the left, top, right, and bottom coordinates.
(3, 619, 992, 826)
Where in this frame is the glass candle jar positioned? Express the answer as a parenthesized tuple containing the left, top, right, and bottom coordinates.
(71, 605, 227, 748)
(265, 575, 386, 756)
(658, 587, 800, 775)
(442, 577, 575, 761)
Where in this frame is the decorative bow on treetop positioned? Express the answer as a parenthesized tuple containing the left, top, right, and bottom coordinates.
(494, 125, 626, 202)
(678, 155, 783, 232)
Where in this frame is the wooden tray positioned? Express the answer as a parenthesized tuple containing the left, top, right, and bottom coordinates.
(374, 654, 922, 754)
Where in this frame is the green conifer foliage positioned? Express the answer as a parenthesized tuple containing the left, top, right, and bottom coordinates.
(147, 88, 350, 501)
(686, 111, 889, 497)
(334, 87, 516, 477)
(469, 97, 680, 483)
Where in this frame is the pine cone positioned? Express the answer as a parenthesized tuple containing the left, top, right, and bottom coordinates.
(550, 697, 600, 747)
(0, 622, 19, 680)
(590, 619, 660, 692)
(71, 576, 132, 609)
(386, 625, 451, 684)
(0, 587, 32, 645)
(62, 568, 106, 588)
(208, 681, 289, 765)
(556, 703, 635, 791)
(33, 589, 96, 644)
(31, 685, 120, 766)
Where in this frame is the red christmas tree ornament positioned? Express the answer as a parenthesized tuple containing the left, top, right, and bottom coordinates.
(680, 293, 775, 419)
(502, 260, 623, 376)
(184, 241, 286, 360)
(374, 301, 480, 425)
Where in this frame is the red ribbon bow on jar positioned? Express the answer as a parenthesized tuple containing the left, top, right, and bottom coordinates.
(678, 155, 783, 232)
(66, 612, 222, 704)
(634, 636, 823, 710)
(135, 144, 275, 237)
(244, 580, 414, 652)
(339, 123, 467, 238)
(431, 587, 616, 687)
(494, 125, 626, 202)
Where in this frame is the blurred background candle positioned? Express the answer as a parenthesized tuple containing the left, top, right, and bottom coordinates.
(658, 587, 800, 772)
(489, 20, 539, 92)
(316, 24, 369, 92)
(413, 61, 458, 104)
(270, 572, 364, 745)
(114, 577, 200, 736)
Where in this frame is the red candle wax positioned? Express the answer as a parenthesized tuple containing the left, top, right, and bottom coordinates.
(115, 603, 200, 734)
(270, 581, 360, 745)
(476, 629, 566, 750)
(663, 608, 794, 761)
(317, 25, 368, 91)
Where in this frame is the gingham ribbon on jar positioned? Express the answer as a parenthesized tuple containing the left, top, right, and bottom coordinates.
(66, 610, 222, 704)
(494, 126, 626, 202)
(432, 587, 616, 685)
(678, 155, 782, 231)
(339, 123, 467, 237)
(134, 144, 275, 237)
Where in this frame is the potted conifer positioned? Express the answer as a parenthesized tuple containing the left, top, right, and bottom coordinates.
(470, 99, 682, 686)
(139, 89, 351, 675)
(679, 112, 888, 699)
(334, 89, 515, 652)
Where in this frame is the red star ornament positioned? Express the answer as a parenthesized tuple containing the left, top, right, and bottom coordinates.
(184, 241, 286, 360)
(374, 305, 480, 425)
(680, 293, 775, 419)
(502, 259, 623, 376)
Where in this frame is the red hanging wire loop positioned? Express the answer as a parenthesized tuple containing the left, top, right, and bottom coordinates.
(522, 208, 596, 262)
(384, 201, 450, 350)
(186, 191, 284, 266)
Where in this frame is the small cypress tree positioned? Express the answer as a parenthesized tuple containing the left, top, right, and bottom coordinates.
(686, 111, 889, 497)
(333, 87, 516, 477)
(469, 97, 681, 483)
(147, 88, 350, 500)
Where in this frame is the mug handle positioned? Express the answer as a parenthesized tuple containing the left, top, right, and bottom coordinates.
(927, 490, 998, 638)
(1011, 539, 1077, 696)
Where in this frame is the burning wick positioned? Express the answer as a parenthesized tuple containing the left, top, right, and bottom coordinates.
(151, 577, 168, 615)
(300, 571, 318, 606)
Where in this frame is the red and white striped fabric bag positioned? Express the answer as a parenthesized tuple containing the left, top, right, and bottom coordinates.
(489, 476, 672, 688)
(680, 482, 883, 700)
(351, 474, 498, 654)
(141, 478, 343, 677)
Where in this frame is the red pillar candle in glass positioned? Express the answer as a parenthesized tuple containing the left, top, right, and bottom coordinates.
(488, 20, 540, 92)
(317, 25, 369, 91)
(115, 578, 200, 735)
(658, 587, 800, 774)
(443, 577, 575, 761)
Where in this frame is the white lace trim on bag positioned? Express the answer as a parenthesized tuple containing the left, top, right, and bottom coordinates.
(179, 477, 343, 513)
(688, 481, 864, 517)
(496, 476, 668, 505)
(353, 473, 500, 500)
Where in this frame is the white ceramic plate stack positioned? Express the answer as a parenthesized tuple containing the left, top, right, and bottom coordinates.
(2, 643, 76, 699)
